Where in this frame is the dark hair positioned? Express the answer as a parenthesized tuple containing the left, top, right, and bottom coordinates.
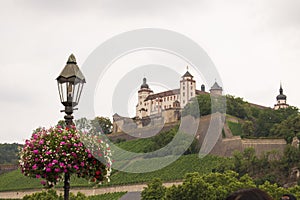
(225, 188, 273, 200)
(281, 194, 297, 200)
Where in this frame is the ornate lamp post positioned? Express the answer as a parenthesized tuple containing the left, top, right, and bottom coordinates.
(56, 54, 86, 200)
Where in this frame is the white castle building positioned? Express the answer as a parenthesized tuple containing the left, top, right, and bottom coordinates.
(112, 69, 223, 132)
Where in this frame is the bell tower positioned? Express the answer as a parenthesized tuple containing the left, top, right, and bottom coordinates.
(180, 67, 196, 108)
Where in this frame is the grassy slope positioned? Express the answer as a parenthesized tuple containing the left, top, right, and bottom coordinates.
(227, 121, 243, 136)
(0, 154, 224, 192)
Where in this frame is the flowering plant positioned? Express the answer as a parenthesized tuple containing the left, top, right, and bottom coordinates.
(19, 125, 112, 187)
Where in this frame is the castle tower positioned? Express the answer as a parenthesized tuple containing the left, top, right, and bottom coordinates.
(136, 78, 153, 118)
(210, 81, 223, 95)
(180, 68, 196, 108)
(274, 83, 289, 110)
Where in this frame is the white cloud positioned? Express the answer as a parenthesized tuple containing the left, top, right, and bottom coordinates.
(0, 0, 299, 142)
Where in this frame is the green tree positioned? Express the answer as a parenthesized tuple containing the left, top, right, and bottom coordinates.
(141, 178, 166, 200)
(271, 114, 300, 143)
(182, 94, 211, 117)
(91, 117, 112, 134)
(242, 120, 254, 137)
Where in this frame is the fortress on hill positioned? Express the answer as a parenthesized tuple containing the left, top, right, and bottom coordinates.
(111, 68, 291, 157)
(113, 69, 289, 133)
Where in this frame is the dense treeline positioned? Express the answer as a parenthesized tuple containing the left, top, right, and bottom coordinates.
(215, 146, 300, 186)
(141, 171, 300, 200)
(0, 143, 21, 164)
(182, 94, 299, 141)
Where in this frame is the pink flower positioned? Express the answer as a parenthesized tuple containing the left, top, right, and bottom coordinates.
(33, 150, 39, 154)
(59, 162, 65, 167)
(46, 151, 51, 155)
(40, 180, 46, 185)
(46, 168, 51, 172)
(36, 174, 41, 178)
(60, 141, 66, 145)
(80, 162, 85, 167)
(74, 165, 79, 170)
(52, 159, 58, 164)
(39, 139, 44, 145)
(54, 168, 60, 172)
(32, 164, 37, 170)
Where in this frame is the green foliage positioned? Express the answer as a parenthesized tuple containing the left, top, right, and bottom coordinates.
(142, 171, 300, 199)
(88, 192, 126, 200)
(227, 121, 243, 136)
(271, 114, 300, 143)
(242, 120, 254, 137)
(142, 171, 256, 200)
(0, 154, 225, 191)
(22, 189, 63, 200)
(182, 93, 226, 118)
(91, 116, 112, 134)
(106, 154, 226, 186)
(182, 94, 211, 117)
(259, 181, 300, 199)
(226, 95, 250, 119)
(22, 189, 88, 200)
(141, 178, 166, 200)
(219, 146, 300, 186)
(0, 143, 21, 164)
(116, 125, 198, 156)
(74, 116, 113, 135)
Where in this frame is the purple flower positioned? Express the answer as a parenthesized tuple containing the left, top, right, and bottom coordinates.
(59, 162, 65, 167)
(60, 141, 66, 145)
(52, 159, 58, 164)
(46, 151, 51, 155)
(46, 168, 51, 172)
(54, 168, 60, 172)
(36, 174, 41, 178)
(39, 139, 44, 145)
(80, 162, 85, 167)
(40, 180, 46, 185)
(73, 165, 79, 170)
(33, 150, 39, 154)
(32, 164, 37, 170)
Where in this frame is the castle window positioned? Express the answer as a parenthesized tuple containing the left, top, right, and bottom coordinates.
(183, 86, 185, 90)
(140, 102, 142, 105)
(191, 92, 193, 96)
(167, 97, 169, 101)
(170, 96, 172, 100)
(183, 82, 185, 85)
(183, 100, 185, 104)
(191, 86, 193, 90)
(174, 95, 176, 99)
(183, 92, 185, 97)
(144, 103, 146, 106)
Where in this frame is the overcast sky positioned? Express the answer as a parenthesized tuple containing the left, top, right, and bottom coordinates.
(0, 0, 299, 143)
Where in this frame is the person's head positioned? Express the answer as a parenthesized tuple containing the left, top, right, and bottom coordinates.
(225, 188, 273, 200)
(281, 194, 297, 200)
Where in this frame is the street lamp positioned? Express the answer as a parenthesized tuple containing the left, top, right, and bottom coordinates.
(57, 54, 86, 126)
(56, 54, 86, 200)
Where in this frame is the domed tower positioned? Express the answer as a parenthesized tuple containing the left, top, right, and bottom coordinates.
(274, 83, 289, 110)
(180, 67, 196, 108)
(136, 77, 153, 118)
